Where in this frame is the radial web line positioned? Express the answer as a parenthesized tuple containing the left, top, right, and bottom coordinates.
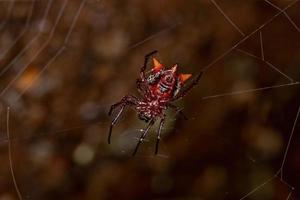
(264, 0, 300, 33)
(16, 0, 87, 100)
(0, 0, 69, 96)
(237, 78, 300, 200)
(16, 47, 65, 100)
(0, 0, 35, 59)
(128, 21, 181, 50)
(64, 0, 86, 44)
(276, 176, 295, 190)
(259, 31, 265, 60)
(0, 121, 106, 144)
(265, 61, 294, 82)
(279, 103, 300, 180)
(209, 0, 245, 36)
(6, 107, 23, 200)
(0, 0, 53, 77)
(202, 0, 299, 71)
(201, 82, 300, 100)
(236, 49, 295, 82)
(239, 173, 278, 200)
(0, 0, 15, 30)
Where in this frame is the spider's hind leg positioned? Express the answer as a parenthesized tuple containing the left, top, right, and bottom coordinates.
(108, 95, 137, 144)
(155, 116, 165, 155)
(133, 119, 155, 156)
(173, 71, 204, 101)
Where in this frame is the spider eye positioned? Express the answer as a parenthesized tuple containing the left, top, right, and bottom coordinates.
(147, 75, 155, 83)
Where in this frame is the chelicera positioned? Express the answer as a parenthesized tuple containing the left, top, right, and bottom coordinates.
(108, 50, 203, 155)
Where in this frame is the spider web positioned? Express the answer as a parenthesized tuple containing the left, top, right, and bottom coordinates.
(0, 0, 299, 199)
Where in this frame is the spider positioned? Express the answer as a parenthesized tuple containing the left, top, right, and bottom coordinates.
(108, 50, 203, 156)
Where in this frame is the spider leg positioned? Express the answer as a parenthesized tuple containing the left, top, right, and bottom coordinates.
(155, 116, 165, 155)
(140, 50, 158, 79)
(136, 50, 158, 96)
(108, 95, 138, 144)
(168, 104, 188, 120)
(133, 119, 155, 156)
(108, 106, 125, 144)
(108, 102, 123, 116)
(173, 71, 204, 101)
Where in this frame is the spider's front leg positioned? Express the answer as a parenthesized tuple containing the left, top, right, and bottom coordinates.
(140, 50, 158, 80)
(108, 95, 138, 144)
(136, 50, 158, 96)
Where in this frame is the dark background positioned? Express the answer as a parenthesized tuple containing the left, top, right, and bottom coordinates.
(0, 0, 300, 199)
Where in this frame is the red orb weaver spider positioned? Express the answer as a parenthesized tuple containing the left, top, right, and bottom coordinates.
(108, 50, 203, 156)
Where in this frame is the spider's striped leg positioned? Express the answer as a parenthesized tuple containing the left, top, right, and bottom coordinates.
(133, 119, 155, 156)
(137, 50, 158, 96)
(155, 116, 165, 155)
(108, 105, 125, 144)
(108, 102, 122, 116)
(140, 50, 158, 79)
(108, 95, 138, 144)
(173, 71, 203, 101)
(168, 104, 188, 120)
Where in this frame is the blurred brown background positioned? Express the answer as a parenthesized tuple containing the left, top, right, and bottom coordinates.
(0, 0, 300, 199)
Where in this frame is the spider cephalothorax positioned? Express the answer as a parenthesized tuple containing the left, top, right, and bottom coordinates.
(108, 50, 203, 155)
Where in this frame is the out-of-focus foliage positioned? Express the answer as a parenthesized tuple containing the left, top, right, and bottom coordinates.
(0, 0, 300, 199)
